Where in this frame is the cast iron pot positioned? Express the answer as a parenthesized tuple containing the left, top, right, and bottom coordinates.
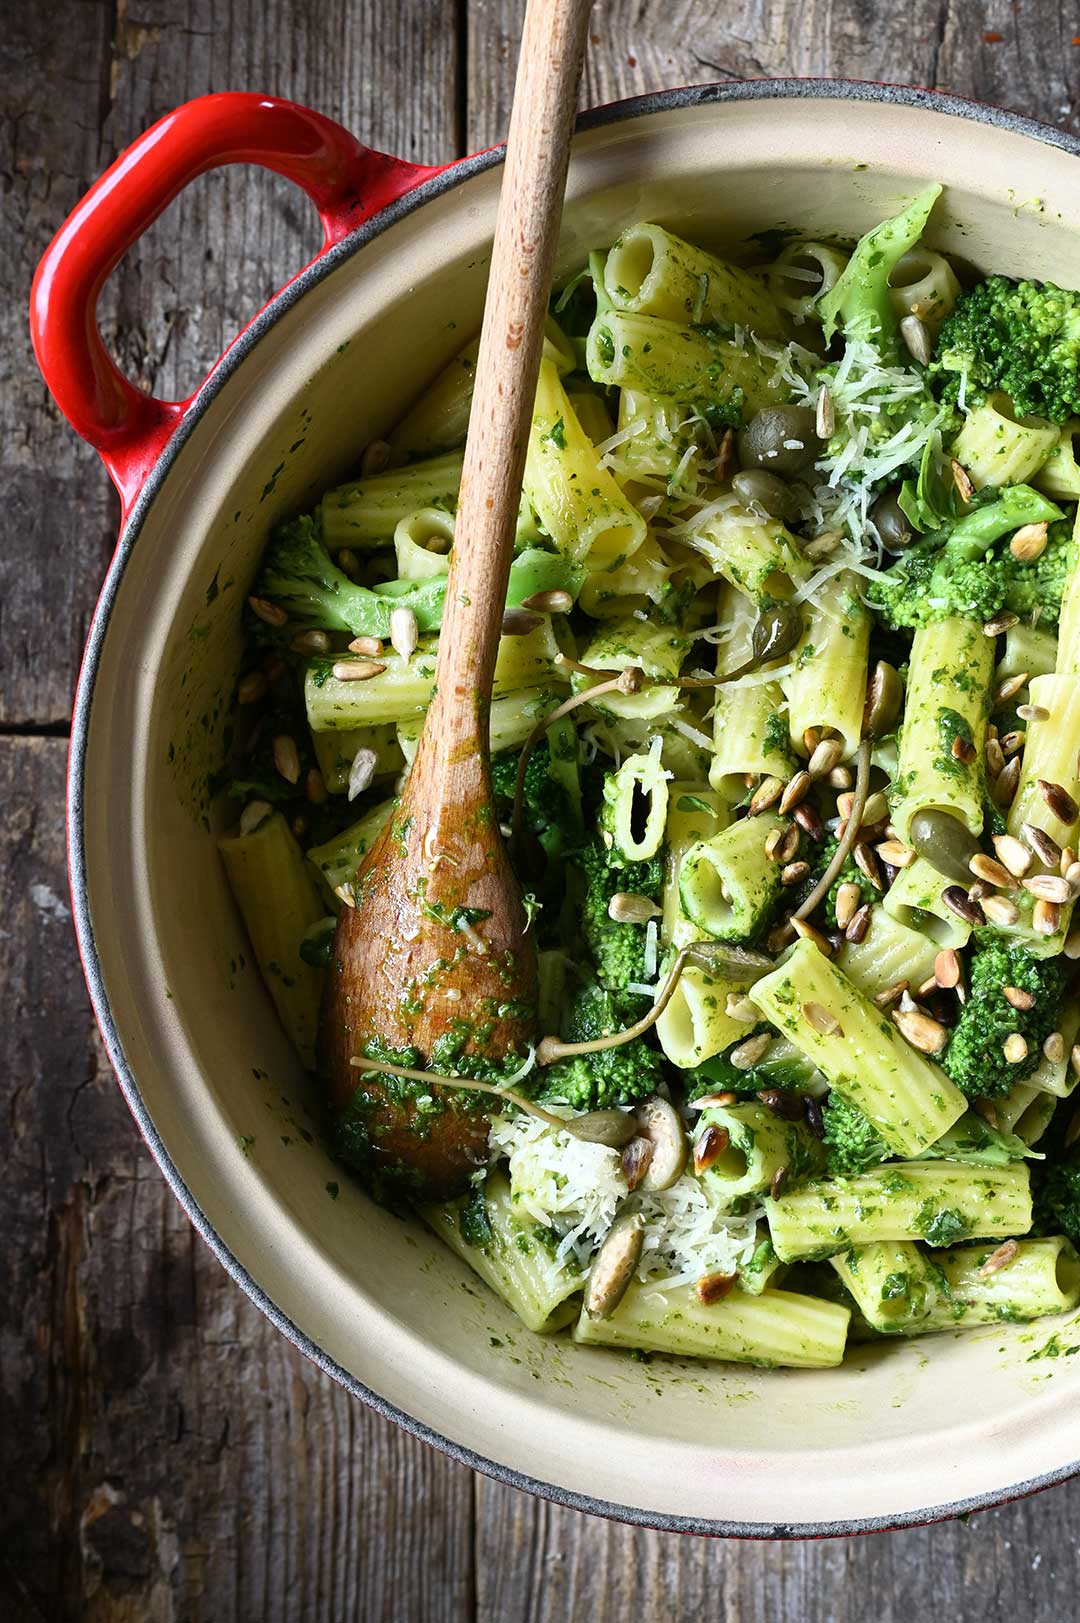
(31, 80, 1080, 1536)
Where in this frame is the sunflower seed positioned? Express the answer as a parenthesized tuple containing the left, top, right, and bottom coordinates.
(992, 834, 1032, 878)
(1009, 521, 1049, 562)
(992, 756, 1021, 806)
(874, 980, 908, 1009)
(390, 606, 419, 661)
(332, 659, 386, 682)
(808, 737, 844, 779)
(756, 1089, 806, 1122)
(802, 1000, 840, 1036)
(942, 885, 985, 926)
(793, 802, 825, 842)
(621, 1136, 655, 1192)
(972, 1098, 999, 1129)
(901, 313, 933, 365)
(1016, 703, 1050, 723)
(608, 891, 662, 924)
(951, 734, 978, 765)
(983, 611, 1019, 637)
(815, 387, 836, 439)
(779, 770, 813, 815)
(834, 882, 863, 930)
(827, 766, 853, 790)
(501, 608, 543, 636)
(934, 948, 961, 989)
(791, 917, 833, 955)
(994, 671, 1029, 706)
(273, 735, 301, 784)
(248, 595, 288, 627)
(764, 826, 787, 861)
(360, 438, 391, 477)
(1001, 729, 1026, 757)
(1003, 1033, 1029, 1063)
(1003, 984, 1036, 1011)
(893, 1007, 948, 1054)
(1040, 780, 1079, 825)
(968, 880, 994, 902)
(950, 457, 975, 503)
(1064, 847, 1079, 876)
(520, 588, 574, 614)
(845, 904, 872, 944)
(239, 800, 272, 836)
(982, 894, 1020, 927)
(337, 548, 361, 580)
(348, 747, 378, 800)
(749, 775, 785, 815)
(876, 839, 914, 869)
(1023, 873, 1072, 903)
(305, 768, 328, 805)
(853, 842, 883, 891)
(730, 1033, 773, 1070)
(1022, 823, 1062, 868)
(689, 1091, 737, 1110)
(978, 1239, 1020, 1277)
(237, 670, 268, 704)
(803, 727, 822, 755)
(969, 852, 1014, 888)
(766, 920, 797, 952)
(1033, 899, 1062, 936)
(782, 860, 811, 886)
(770, 1165, 790, 1201)
(349, 636, 384, 657)
(694, 1124, 730, 1173)
(985, 737, 1005, 779)
(1064, 929, 1080, 961)
(725, 994, 760, 1023)
(696, 1271, 738, 1305)
(1044, 1031, 1066, 1064)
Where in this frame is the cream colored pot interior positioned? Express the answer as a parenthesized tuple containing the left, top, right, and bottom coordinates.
(80, 93, 1080, 1531)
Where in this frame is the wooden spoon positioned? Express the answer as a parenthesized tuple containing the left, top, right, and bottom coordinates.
(319, 0, 594, 1203)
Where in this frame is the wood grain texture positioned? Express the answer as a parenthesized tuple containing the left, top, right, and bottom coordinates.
(6, 0, 1080, 1617)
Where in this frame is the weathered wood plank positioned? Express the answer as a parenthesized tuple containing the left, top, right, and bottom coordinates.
(0, 736, 476, 1622)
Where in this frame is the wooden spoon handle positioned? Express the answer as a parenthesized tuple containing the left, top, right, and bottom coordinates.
(420, 0, 592, 767)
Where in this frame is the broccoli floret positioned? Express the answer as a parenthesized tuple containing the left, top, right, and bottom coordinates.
(577, 837, 663, 992)
(491, 740, 580, 860)
(822, 1094, 891, 1176)
(534, 980, 663, 1110)
(932, 275, 1080, 424)
(1001, 519, 1075, 627)
(871, 486, 1064, 630)
(942, 942, 1067, 1099)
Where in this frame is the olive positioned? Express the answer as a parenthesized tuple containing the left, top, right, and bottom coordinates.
(749, 602, 803, 667)
(584, 1213, 645, 1319)
(862, 660, 904, 741)
(737, 407, 820, 476)
(733, 468, 797, 520)
(870, 489, 914, 550)
(908, 808, 981, 885)
(567, 1108, 640, 1148)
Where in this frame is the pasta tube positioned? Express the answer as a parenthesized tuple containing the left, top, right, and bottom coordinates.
(1007, 674, 1080, 850)
(573, 1280, 850, 1368)
(574, 617, 692, 722)
(397, 687, 561, 765)
(836, 906, 940, 1001)
(601, 740, 670, 862)
(321, 451, 464, 549)
(603, 222, 787, 337)
(524, 358, 647, 569)
(219, 813, 326, 1069)
(750, 940, 967, 1156)
(1056, 509, 1080, 674)
(393, 508, 454, 581)
(660, 786, 729, 946)
(922, 1237, 1080, 1330)
(765, 1162, 1032, 1262)
(783, 571, 870, 760)
(306, 800, 394, 903)
(679, 812, 786, 942)
(1034, 421, 1080, 500)
(683, 506, 811, 600)
(694, 1100, 825, 1203)
(830, 1241, 940, 1334)
(882, 857, 972, 951)
(709, 589, 793, 800)
(578, 533, 674, 619)
(310, 724, 402, 793)
(892, 617, 996, 841)
(951, 395, 1059, 489)
(424, 1173, 582, 1334)
(996, 622, 1058, 684)
(586, 311, 779, 413)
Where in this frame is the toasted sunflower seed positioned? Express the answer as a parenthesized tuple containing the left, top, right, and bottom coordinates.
(861, 791, 890, 827)
(992, 833, 1032, 878)
(969, 852, 1014, 888)
(348, 748, 378, 800)
(950, 457, 975, 503)
(808, 737, 844, 779)
(696, 1271, 738, 1305)
(779, 771, 812, 815)
(978, 1239, 1020, 1278)
(239, 800, 272, 836)
(694, 1124, 731, 1173)
(1072, 1044, 1080, 1080)
(360, 438, 391, 477)
(802, 1000, 840, 1036)
(834, 881, 862, 930)
(1044, 1031, 1067, 1064)
(983, 611, 1019, 637)
(876, 839, 914, 869)
(984, 737, 1005, 779)
(900, 313, 933, 365)
(893, 1007, 948, 1055)
(725, 994, 760, 1023)
(608, 892, 661, 924)
(770, 1164, 789, 1201)
(982, 894, 1020, 927)
(1009, 521, 1049, 562)
(803, 727, 822, 756)
(730, 1033, 773, 1070)
(791, 917, 833, 955)
(273, 734, 301, 784)
(349, 635, 383, 656)
(942, 885, 985, 926)
(804, 531, 841, 560)
(291, 629, 331, 656)
(994, 671, 1029, 706)
(853, 842, 883, 891)
(1003, 984, 1036, 1011)
(764, 826, 787, 861)
(520, 588, 574, 614)
(621, 1136, 655, 1192)
(1033, 899, 1062, 936)
(1022, 822, 1063, 868)
(248, 595, 288, 627)
(1003, 1033, 1029, 1063)
(935, 948, 961, 989)
(749, 775, 785, 815)
(689, 1091, 738, 1110)
(332, 659, 386, 682)
(845, 904, 872, 944)
(815, 387, 836, 439)
(793, 802, 825, 842)
(1064, 929, 1080, 961)
(1040, 779, 1079, 826)
(827, 765, 853, 790)
(237, 670, 269, 704)
(1023, 873, 1072, 903)
(501, 608, 543, 637)
(951, 734, 978, 765)
(874, 980, 908, 1010)
(390, 606, 419, 661)
(305, 768, 328, 805)
(782, 860, 811, 886)
(766, 919, 797, 952)
(337, 548, 361, 579)
(1001, 729, 1026, 757)
(991, 756, 1022, 806)
(1016, 703, 1050, 723)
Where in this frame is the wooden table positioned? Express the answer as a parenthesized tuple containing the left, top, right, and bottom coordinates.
(4, 3, 1080, 1618)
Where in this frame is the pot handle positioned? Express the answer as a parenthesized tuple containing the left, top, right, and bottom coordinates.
(30, 92, 443, 510)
